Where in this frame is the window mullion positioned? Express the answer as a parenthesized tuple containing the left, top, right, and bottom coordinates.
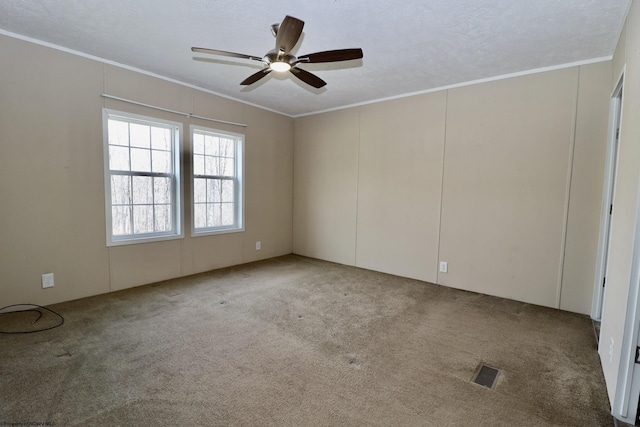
(147, 124, 156, 233)
(128, 174, 134, 236)
(111, 170, 171, 178)
(194, 174, 230, 180)
(127, 123, 133, 178)
(151, 176, 156, 232)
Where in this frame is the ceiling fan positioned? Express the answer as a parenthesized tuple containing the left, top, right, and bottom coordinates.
(191, 15, 363, 89)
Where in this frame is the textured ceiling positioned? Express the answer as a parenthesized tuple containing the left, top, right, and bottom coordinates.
(0, 0, 631, 117)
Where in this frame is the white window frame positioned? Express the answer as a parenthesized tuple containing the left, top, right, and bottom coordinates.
(190, 125, 244, 236)
(102, 109, 183, 246)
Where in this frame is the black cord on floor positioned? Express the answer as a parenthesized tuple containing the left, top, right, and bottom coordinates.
(0, 304, 64, 334)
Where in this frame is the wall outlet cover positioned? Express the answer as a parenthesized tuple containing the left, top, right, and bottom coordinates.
(439, 261, 448, 273)
(42, 273, 55, 289)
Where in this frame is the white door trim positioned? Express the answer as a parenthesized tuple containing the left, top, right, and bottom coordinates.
(592, 70, 624, 321)
(614, 173, 640, 422)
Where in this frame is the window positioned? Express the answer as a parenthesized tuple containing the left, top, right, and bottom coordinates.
(103, 109, 182, 245)
(191, 126, 243, 235)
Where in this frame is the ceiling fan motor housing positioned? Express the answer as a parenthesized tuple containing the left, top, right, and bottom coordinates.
(265, 50, 297, 67)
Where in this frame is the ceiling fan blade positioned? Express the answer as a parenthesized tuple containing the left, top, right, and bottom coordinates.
(297, 48, 363, 64)
(275, 15, 304, 54)
(290, 67, 326, 88)
(191, 47, 263, 62)
(240, 68, 272, 85)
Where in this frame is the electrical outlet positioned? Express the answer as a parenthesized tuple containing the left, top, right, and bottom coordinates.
(609, 338, 614, 363)
(42, 273, 55, 289)
(439, 261, 448, 273)
(256, 241, 261, 251)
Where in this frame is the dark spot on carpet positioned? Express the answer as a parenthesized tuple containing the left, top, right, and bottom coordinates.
(347, 356, 362, 369)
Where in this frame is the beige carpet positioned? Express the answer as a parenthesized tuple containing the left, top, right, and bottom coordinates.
(0, 255, 612, 426)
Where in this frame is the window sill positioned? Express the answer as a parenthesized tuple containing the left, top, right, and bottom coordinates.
(107, 233, 184, 247)
(191, 226, 244, 238)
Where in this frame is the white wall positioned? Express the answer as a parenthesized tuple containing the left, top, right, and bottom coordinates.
(293, 62, 611, 314)
(0, 34, 294, 307)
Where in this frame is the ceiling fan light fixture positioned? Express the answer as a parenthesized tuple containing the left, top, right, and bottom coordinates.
(269, 61, 291, 72)
(192, 15, 363, 89)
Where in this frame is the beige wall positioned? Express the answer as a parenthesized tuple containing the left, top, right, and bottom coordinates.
(599, 0, 640, 404)
(561, 62, 613, 314)
(613, 19, 627, 87)
(0, 34, 293, 306)
(293, 109, 360, 265)
(440, 69, 578, 307)
(356, 94, 446, 282)
(293, 62, 611, 313)
(1, 36, 110, 306)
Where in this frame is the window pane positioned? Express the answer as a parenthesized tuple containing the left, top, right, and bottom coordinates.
(219, 139, 234, 156)
(221, 180, 234, 202)
(152, 150, 171, 173)
(112, 206, 132, 235)
(194, 154, 205, 176)
(205, 155, 217, 175)
(194, 203, 206, 229)
(154, 204, 172, 232)
(194, 178, 207, 203)
(130, 123, 150, 148)
(221, 203, 234, 226)
(109, 146, 130, 171)
(151, 127, 171, 150)
(131, 148, 151, 172)
(211, 157, 222, 176)
(204, 135, 217, 156)
(220, 158, 235, 177)
(132, 176, 153, 204)
(111, 175, 131, 205)
(133, 205, 154, 234)
(207, 203, 221, 227)
(208, 179, 221, 202)
(108, 120, 129, 146)
(154, 177, 172, 204)
(193, 133, 205, 155)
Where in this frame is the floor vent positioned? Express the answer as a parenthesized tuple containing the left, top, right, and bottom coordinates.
(472, 363, 500, 390)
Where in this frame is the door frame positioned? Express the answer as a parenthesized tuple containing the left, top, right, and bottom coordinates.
(592, 70, 624, 321)
(614, 176, 640, 422)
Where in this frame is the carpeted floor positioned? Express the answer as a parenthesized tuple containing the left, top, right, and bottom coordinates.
(0, 255, 613, 426)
